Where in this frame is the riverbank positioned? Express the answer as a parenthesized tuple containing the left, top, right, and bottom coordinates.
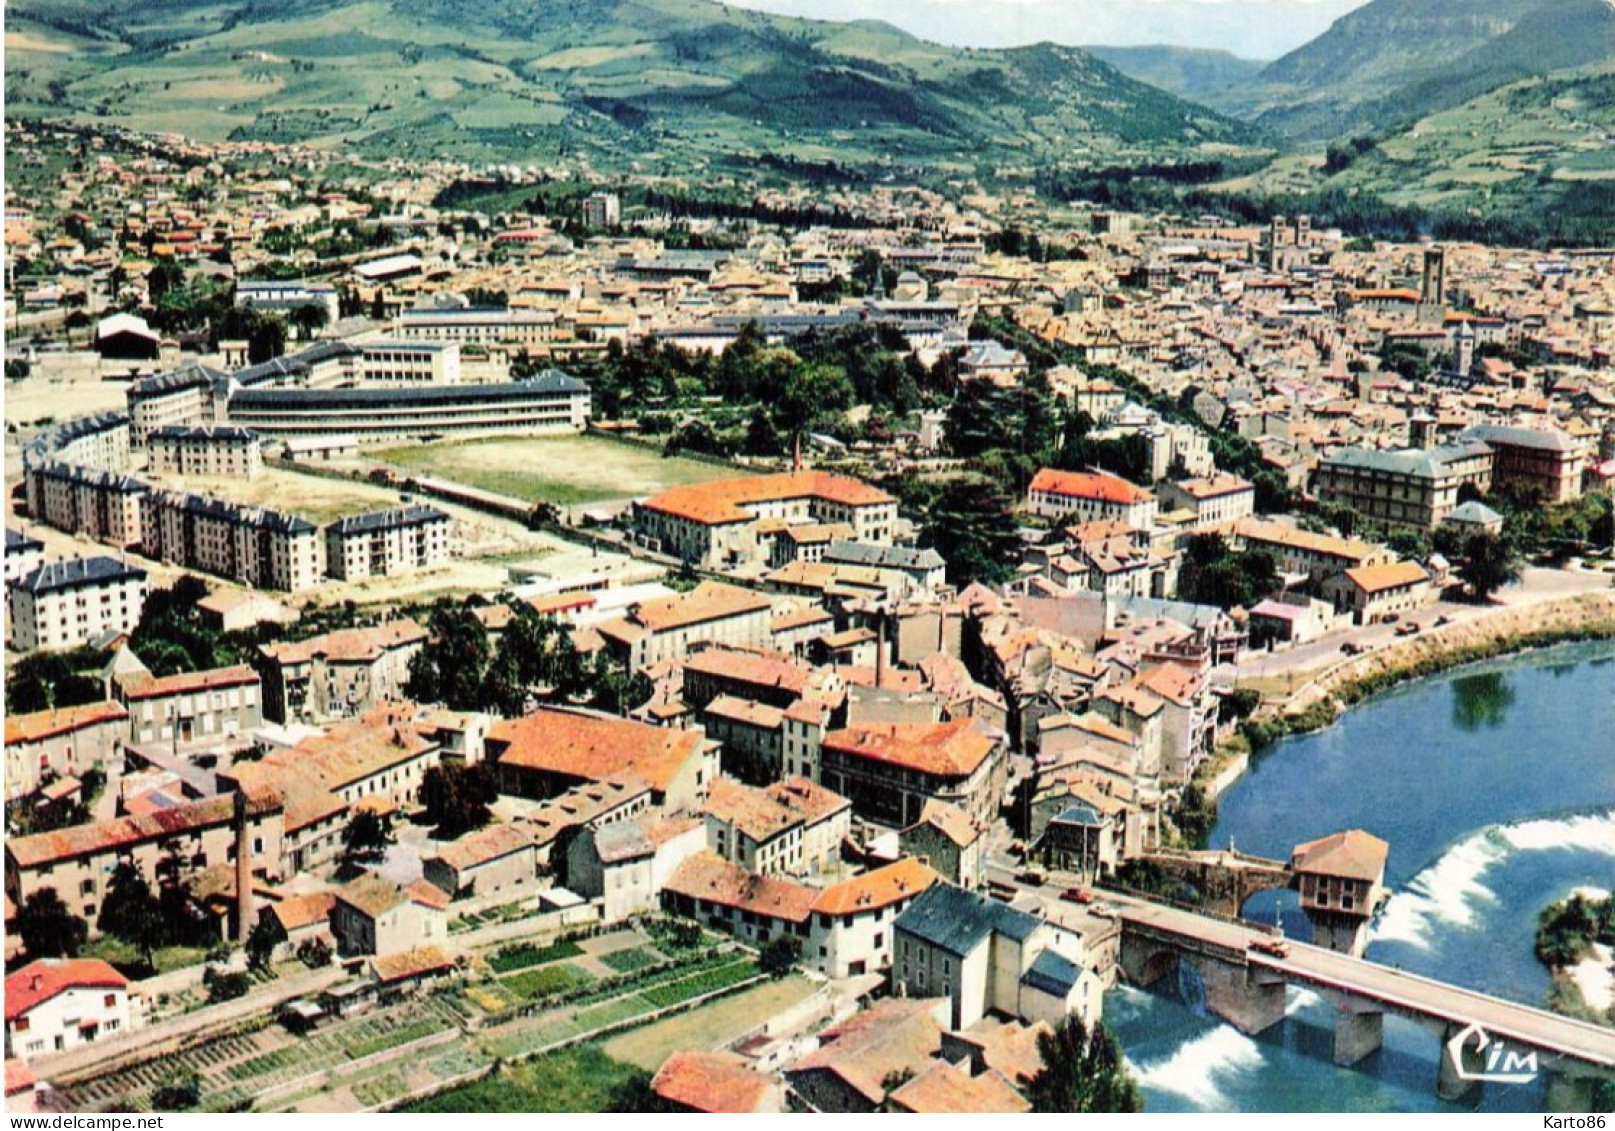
(1198, 590, 1615, 801)
(1539, 888, 1615, 1029)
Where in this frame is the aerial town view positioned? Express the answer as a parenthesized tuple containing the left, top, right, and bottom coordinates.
(3, 0, 1615, 1119)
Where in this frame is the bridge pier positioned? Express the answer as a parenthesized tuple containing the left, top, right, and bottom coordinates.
(1309, 910, 1373, 958)
(1545, 1072, 1598, 1114)
(1332, 1005, 1384, 1067)
(1436, 1021, 1482, 1104)
(1200, 956, 1287, 1036)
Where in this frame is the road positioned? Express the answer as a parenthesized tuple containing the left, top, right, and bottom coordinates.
(1235, 565, 1614, 683)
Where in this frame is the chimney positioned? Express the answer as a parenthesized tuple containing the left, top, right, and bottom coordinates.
(30, 974, 43, 991)
(874, 606, 887, 690)
(234, 789, 253, 944)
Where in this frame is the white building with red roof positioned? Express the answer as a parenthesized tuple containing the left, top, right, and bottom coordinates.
(632, 471, 896, 569)
(1026, 469, 1157, 530)
(5, 958, 132, 1060)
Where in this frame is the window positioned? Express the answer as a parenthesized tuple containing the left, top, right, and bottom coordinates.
(14, 1017, 29, 1033)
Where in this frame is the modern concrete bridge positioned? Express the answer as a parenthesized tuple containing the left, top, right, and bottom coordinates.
(1113, 893, 1615, 1102)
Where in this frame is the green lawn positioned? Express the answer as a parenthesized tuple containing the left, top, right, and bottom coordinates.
(81, 937, 208, 978)
(400, 1045, 648, 1113)
(373, 434, 733, 506)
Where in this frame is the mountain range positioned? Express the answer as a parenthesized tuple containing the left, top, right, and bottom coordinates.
(4, 0, 1248, 170)
(1214, 0, 1615, 138)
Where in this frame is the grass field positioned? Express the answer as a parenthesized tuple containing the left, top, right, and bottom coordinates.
(601, 974, 816, 1071)
(400, 1045, 646, 1113)
(373, 434, 734, 506)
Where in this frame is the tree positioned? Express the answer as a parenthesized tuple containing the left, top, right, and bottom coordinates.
(405, 602, 492, 710)
(17, 888, 87, 959)
(340, 810, 395, 871)
(1458, 531, 1521, 601)
(1024, 1014, 1144, 1114)
(246, 915, 282, 972)
(920, 476, 1021, 587)
(203, 965, 251, 1003)
(420, 762, 499, 838)
(758, 936, 801, 979)
(98, 860, 164, 966)
(155, 839, 209, 948)
(289, 303, 329, 340)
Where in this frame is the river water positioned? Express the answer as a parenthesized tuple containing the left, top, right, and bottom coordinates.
(1106, 640, 1615, 1112)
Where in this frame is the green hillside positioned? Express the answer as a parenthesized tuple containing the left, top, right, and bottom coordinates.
(1085, 45, 1267, 105)
(1226, 0, 1615, 140)
(4, 0, 1252, 171)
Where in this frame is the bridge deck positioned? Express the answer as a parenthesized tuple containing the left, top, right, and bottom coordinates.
(1118, 897, 1615, 1068)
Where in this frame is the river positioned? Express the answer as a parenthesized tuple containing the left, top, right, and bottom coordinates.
(1106, 639, 1615, 1112)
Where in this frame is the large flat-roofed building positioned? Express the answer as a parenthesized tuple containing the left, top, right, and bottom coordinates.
(821, 718, 1007, 829)
(235, 279, 340, 324)
(7, 557, 147, 653)
(633, 471, 897, 569)
(1312, 443, 1492, 529)
(257, 619, 427, 723)
(596, 581, 775, 670)
(224, 372, 590, 446)
(147, 426, 264, 479)
(144, 491, 323, 591)
(1026, 469, 1157, 530)
(397, 306, 561, 347)
(324, 505, 451, 580)
(24, 462, 148, 549)
(352, 341, 461, 385)
(1457, 424, 1585, 504)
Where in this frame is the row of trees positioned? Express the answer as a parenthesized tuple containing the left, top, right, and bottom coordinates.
(403, 599, 651, 718)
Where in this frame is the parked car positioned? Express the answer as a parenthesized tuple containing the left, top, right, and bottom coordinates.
(1059, 887, 1096, 905)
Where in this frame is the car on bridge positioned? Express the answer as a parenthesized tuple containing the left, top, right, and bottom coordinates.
(1250, 937, 1290, 959)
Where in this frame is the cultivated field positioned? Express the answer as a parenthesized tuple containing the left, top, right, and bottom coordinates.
(601, 973, 817, 1071)
(373, 434, 735, 506)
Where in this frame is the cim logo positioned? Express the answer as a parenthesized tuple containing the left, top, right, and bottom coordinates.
(1445, 1022, 1540, 1085)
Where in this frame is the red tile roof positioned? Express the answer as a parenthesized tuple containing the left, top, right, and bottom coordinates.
(664, 852, 817, 923)
(812, 857, 939, 916)
(1029, 469, 1152, 506)
(491, 709, 708, 795)
(5, 959, 127, 1021)
(7, 790, 280, 869)
(823, 719, 997, 778)
(652, 1052, 773, 1113)
(261, 619, 425, 666)
(642, 471, 893, 526)
(5, 701, 128, 746)
(118, 664, 259, 701)
(1292, 829, 1389, 882)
